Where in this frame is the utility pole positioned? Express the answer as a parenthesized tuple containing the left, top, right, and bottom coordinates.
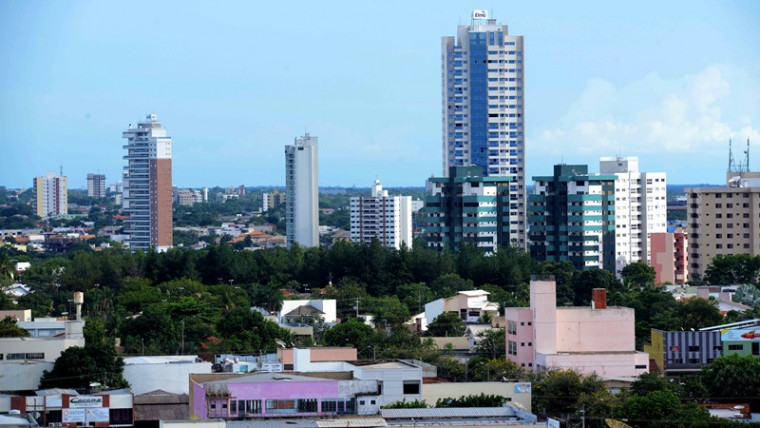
(181, 320, 185, 355)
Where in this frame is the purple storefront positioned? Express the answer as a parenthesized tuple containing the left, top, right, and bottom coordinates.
(191, 373, 360, 419)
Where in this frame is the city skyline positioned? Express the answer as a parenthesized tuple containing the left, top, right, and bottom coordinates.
(1, 1, 759, 189)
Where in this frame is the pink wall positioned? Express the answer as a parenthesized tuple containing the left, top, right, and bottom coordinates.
(554, 307, 636, 353)
(505, 308, 534, 369)
(650, 232, 674, 285)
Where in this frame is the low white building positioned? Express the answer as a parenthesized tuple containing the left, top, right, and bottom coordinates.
(124, 355, 213, 395)
(278, 299, 337, 325)
(418, 290, 500, 332)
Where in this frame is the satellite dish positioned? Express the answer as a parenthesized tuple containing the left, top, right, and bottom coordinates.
(605, 419, 633, 428)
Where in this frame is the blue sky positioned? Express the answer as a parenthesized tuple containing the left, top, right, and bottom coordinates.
(1, 1, 758, 189)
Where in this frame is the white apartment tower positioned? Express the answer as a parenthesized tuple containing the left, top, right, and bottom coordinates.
(285, 133, 319, 248)
(350, 179, 413, 250)
(599, 156, 667, 275)
(122, 114, 173, 252)
(87, 173, 106, 198)
(442, 10, 526, 248)
(33, 171, 68, 218)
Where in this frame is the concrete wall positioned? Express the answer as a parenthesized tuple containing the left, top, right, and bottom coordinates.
(422, 382, 532, 412)
(554, 307, 636, 353)
(538, 351, 649, 378)
(0, 361, 54, 391)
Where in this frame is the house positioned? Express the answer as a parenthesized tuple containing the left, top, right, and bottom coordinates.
(278, 300, 337, 325)
(505, 276, 649, 378)
(417, 290, 500, 332)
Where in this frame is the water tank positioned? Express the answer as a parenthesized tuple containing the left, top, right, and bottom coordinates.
(73, 292, 84, 305)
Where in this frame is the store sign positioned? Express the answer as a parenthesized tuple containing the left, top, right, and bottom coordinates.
(70, 396, 103, 408)
(514, 382, 532, 393)
(86, 408, 110, 422)
(62, 409, 85, 423)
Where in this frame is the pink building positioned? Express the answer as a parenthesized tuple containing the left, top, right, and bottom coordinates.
(505, 277, 649, 378)
(650, 227, 688, 285)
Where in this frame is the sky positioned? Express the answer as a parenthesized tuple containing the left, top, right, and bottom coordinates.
(1, 1, 759, 189)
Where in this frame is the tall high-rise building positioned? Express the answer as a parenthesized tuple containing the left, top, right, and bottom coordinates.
(687, 177, 760, 280)
(87, 173, 107, 198)
(528, 165, 616, 272)
(423, 166, 511, 253)
(285, 133, 318, 248)
(33, 171, 68, 218)
(599, 156, 667, 275)
(350, 179, 413, 250)
(442, 10, 526, 247)
(122, 114, 173, 252)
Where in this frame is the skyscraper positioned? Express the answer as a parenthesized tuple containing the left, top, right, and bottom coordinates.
(122, 114, 173, 252)
(285, 133, 318, 248)
(87, 173, 106, 198)
(528, 165, 617, 272)
(350, 179, 413, 250)
(424, 166, 511, 253)
(442, 10, 526, 247)
(599, 156, 667, 275)
(33, 171, 67, 218)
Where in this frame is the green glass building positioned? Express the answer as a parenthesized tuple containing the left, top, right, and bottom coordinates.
(423, 166, 512, 253)
(528, 164, 616, 272)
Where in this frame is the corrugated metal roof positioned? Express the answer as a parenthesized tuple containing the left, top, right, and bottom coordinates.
(381, 407, 515, 419)
(316, 418, 387, 427)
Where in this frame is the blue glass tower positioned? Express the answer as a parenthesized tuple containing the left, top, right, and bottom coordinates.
(442, 11, 526, 247)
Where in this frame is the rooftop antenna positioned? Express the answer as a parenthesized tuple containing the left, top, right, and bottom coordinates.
(728, 139, 734, 172)
(745, 139, 750, 173)
(59, 164, 63, 177)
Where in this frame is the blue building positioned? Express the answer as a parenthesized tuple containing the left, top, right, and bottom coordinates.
(442, 10, 526, 248)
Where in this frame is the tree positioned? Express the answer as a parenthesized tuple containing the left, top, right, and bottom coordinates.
(531, 369, 611, 424)
(537, 261, 577, 306)
(704, 254, 760, 285)
(470, 358, 523, 382)
(571, 269, 620, 306)
(701, 354, 760, 408)
(615, 390, 710, 428)
(0, 316, 29, 337)
(472, 328, 506, 360)
(323, 318, 375, 350)
(381, 399, 428, 409)
(620, 262, 656, 288)
(672, 297, 723, 331)
(40, 319, 128, 390)
(425, 311, 466, 337)
(436, 393, 506, 408)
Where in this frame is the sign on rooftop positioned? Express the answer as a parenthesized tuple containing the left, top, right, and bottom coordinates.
(472, 9, 489, 19)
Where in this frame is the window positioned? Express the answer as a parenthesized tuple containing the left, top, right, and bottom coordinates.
(403, 381, 421, 395)
(728, 344, 743, 351)
(321, 400, 338, 413)
(635, 364, 647, 369)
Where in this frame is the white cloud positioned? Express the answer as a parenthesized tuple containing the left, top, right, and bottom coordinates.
(533, 65, 760, 157)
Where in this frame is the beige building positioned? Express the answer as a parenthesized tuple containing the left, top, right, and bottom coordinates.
(33, 171, 68, 218)
(686, 179, 760, 280)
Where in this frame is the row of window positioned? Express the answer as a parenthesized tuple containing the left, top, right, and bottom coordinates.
(0, 352, 45, 360)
